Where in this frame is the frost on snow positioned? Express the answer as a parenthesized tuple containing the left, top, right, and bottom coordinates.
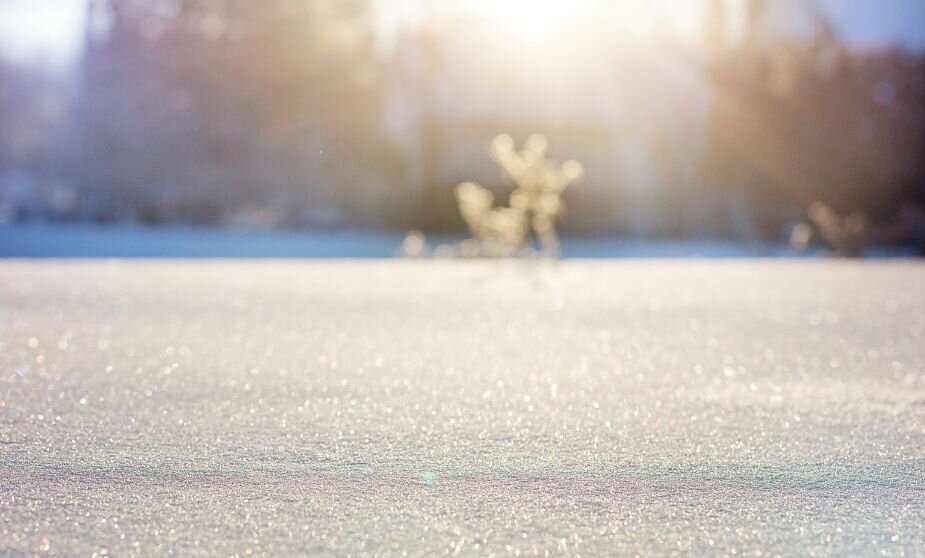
(1, 261, 923, 556)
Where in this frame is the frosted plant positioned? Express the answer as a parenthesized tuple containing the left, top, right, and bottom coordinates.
(793, 201, 925, 257)
(455, 182, 529, 257)
(456, 134, 583, 257)
(804, 202, 871, 257)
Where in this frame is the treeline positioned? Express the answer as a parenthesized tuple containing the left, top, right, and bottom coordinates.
(3, 0, 401, 228)
(0, 0, 924, 248)
(701, 0, 925, 246)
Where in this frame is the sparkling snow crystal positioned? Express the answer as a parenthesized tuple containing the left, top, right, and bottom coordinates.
(1, 261, 924, 555)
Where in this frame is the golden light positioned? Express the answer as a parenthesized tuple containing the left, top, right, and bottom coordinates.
(466, 0, 580, 43)
(461, 0, 706, 44)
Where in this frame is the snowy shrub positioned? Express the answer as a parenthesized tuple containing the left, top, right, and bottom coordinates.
(455, 134, 583, 257)
(799, 202, 871, 257)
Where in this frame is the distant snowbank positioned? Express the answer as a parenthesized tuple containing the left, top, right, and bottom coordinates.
(0, 223, 407, 259)
(0, 223, 916, 259)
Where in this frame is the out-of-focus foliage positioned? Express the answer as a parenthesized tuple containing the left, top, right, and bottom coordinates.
(0, 60, 70, 222)
(1, 0, 924, 254)
(703, 0, 925, 250)
(791, 200, 925, 256)
(455, 134, 582, 257)
(61, 0, 388, 227)
(455, 182, 528, 257)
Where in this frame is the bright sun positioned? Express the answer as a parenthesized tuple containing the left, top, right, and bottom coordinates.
(463, 0, 707, 44)
(467, 0, 578, 43)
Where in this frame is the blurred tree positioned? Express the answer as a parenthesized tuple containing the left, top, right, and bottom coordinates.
(703, 0, 925, 242)
(66, 0, 385, 226)
(0, 58, 69, 219)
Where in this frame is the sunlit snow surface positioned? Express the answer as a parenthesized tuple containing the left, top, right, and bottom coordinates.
(1, 261, 924, 556)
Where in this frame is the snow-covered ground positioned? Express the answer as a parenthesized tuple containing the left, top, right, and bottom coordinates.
(1, 260, 924, 556)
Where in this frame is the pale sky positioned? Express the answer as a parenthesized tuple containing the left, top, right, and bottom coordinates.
(815, 0, 925, 50)
(1, 0, 923, 67)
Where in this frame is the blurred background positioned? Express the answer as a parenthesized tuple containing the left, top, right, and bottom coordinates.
(1, 0, 924, 255)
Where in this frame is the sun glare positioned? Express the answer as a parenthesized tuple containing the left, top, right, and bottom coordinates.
(467, 0, 578, 43)
(462, 0, 705, 44)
